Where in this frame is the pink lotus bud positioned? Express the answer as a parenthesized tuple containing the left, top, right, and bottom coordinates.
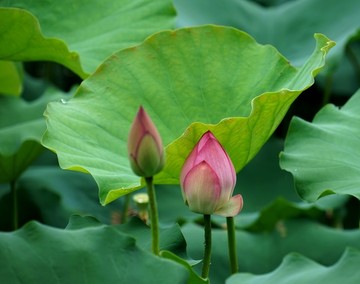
(180, 131, 243, 217)
(128, 106, 165, 177)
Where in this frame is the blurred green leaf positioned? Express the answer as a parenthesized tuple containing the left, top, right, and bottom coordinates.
(0, 8, 85, 78)
(117, 217, 192, 261)
(280, 89, 360, 202)
(0, 164, 123, 231)
(317, 39, 360, 96)
(0, 61, 23, 96)
(0, 216, 189, 283)
(0, 0, 175, 77)
(174, 0, 359, 67)
(232, 137, 347, 230)
(182, 219, 360, 284)
(174, 0, 360, 96)
(65, 214, 103, 230)
(240, 197, 322, 231)
(42, 25, 334, 205)
(161, 251, 208, 284)
(250, 0, 294, 7)
(0, 141, 43, 183)
(17, 166, 123, 227)
(235, 137, 298, 211)
(0, 89, 65, 182)
(87, 216, 204, 283)
(227, 247, 360, 284)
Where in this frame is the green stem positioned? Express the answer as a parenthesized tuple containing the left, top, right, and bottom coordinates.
(227, 217, 238, 274)
(121, 194, 131, 224)
(11, 180, 18, 230)
(202, 214, 212, 279)
(145, 176, 160, 255)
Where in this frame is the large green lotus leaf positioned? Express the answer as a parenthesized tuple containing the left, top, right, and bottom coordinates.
(117, 218, 188, 258)
(182, 219, 360, 284)
(280, 89, 360, 202)
(68, 215, 190, 260)
(0, 89, 65, 182)
(161, 251, 208, 284)
(0, 216, 189, 283)
(227, 247, 360, 284)
(0, 61, 23, 96)
(68, 215, 206, 284)
(174, 0, 360, 96)
(116, 216, 204, 281)
(42, 25, 334, 205)
(0, 8, 85, 78)
(174, 0, 359, 68)
(0, 0, 175, 77)
(175, 0, 360, 97)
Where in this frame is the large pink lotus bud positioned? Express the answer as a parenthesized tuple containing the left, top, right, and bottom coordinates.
(180, 131, 243, 217)
(128, 106, 165, 177)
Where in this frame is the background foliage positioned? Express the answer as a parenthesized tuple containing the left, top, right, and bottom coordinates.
(1, 0, 360, 283)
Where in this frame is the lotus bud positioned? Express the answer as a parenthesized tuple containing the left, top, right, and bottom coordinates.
(180, 131, 243, 217)
(128, 106, 165, 177)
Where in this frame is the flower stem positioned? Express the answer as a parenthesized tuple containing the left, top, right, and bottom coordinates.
(11, 180, 18, 230)
(121, 194, 131, 224)
(227, 216, 238, 274)
(202, 214, 212, 279)
(145, 176, 160, 255)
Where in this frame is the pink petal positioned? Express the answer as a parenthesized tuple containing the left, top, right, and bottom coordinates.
(180, 144, 199, 186)
(128, 106, 163, 157)
(181, 161, 221, 215)
(214, 194, 243, 217)
(128, 106, 164, 177)
(196, 133, 236, 202)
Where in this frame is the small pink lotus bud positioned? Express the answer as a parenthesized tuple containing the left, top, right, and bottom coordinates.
(180, 131, 243, 217)
(128, 106, 165, 177)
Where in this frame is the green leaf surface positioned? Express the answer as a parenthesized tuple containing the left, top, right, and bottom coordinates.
(182, 219, 360, 284)
(280, 89, 360, 202)
(65, 214, 104, 230)
(174, 0, 359, 68)
(0, 61, 22, 96)
(42, 25, 334, 205)
(0, 0, 175, 77)
(0, 89, 65, 182)
(76, 215, 205, 283)
(0, 8, 85, 78)
(175, 0, 360, 97)
(227, 247, 360, 284)
(0, 216, 189, 283)
(161, 251, 208, 284)
(15, 166, 123, 228)
(117, 217, 191, 260)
